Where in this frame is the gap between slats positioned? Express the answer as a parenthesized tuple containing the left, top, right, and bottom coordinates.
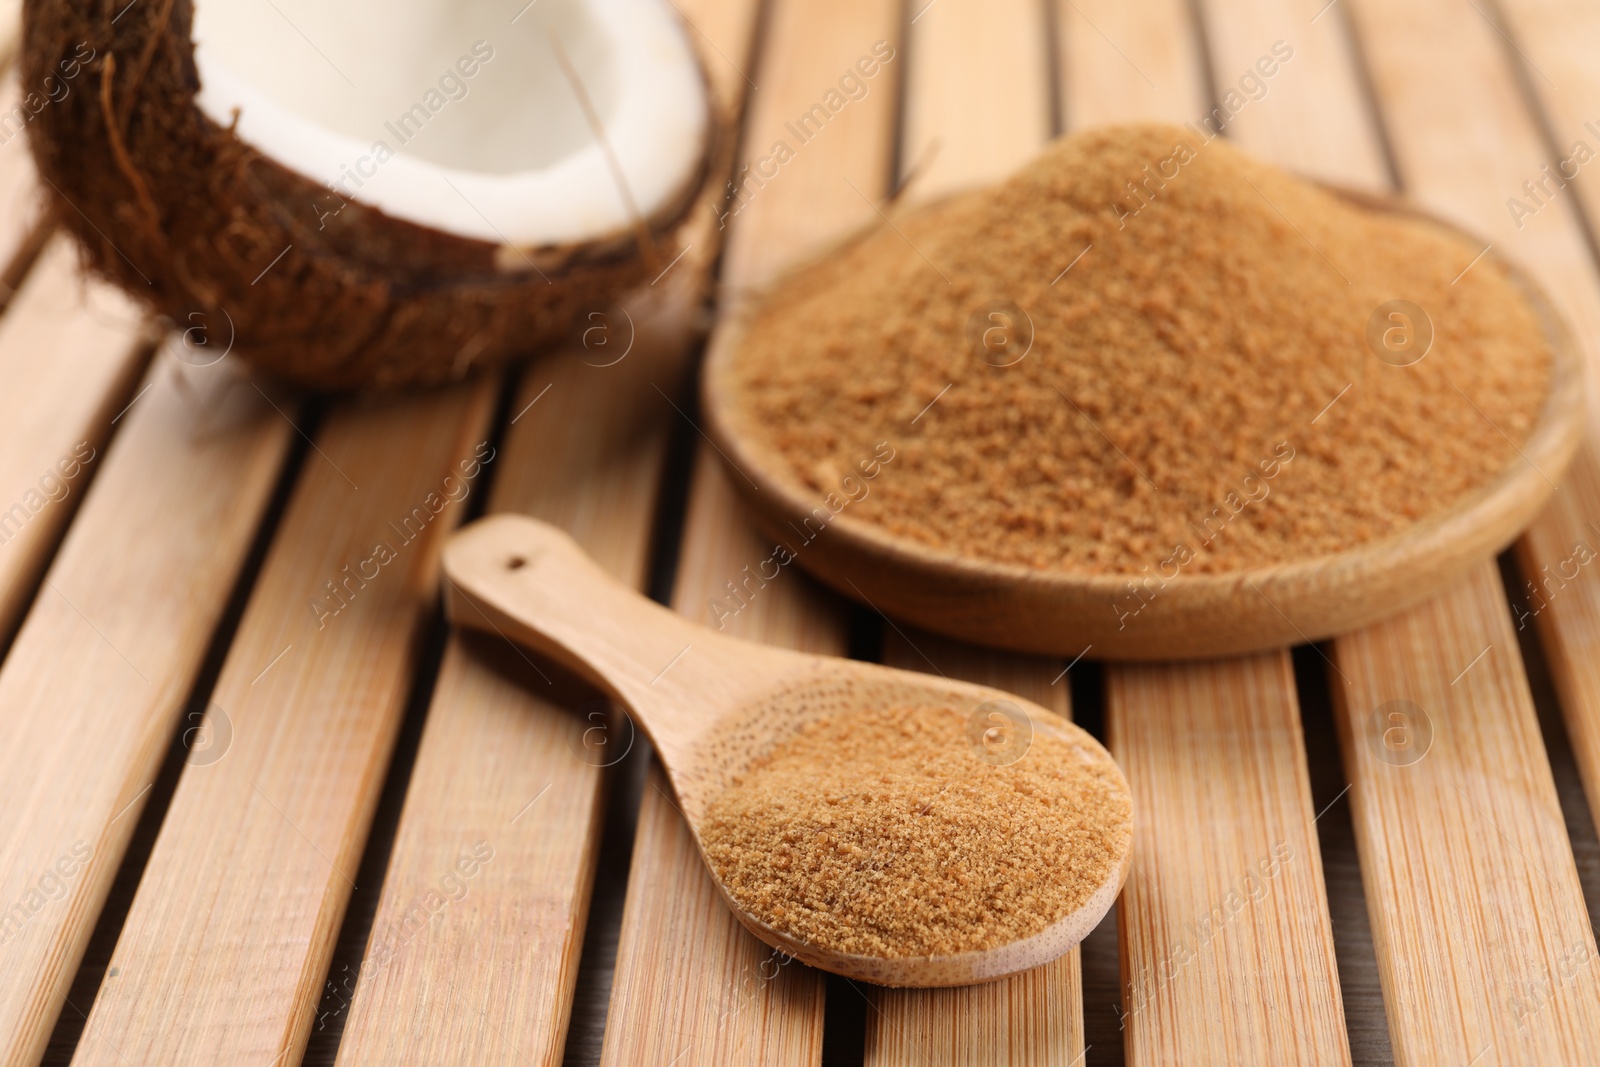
(596, 0, 903, 1061)
(38, 398, 321, 1067)
(25, 2, 1600, 1067)
(857, 1, 1085, 1064)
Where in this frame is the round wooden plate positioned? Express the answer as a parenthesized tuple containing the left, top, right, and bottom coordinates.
(700, 188, 1587, 661)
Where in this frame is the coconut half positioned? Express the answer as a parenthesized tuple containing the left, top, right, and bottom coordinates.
(22, 0, 712, 388)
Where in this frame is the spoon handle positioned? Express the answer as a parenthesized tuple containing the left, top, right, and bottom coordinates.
(441, 514, 781, 758)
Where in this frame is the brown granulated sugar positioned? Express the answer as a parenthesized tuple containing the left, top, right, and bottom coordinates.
(728, 123, 1553, 574)
(699, 703, 1132, 959)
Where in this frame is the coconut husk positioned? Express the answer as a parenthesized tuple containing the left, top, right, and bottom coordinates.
(21, 0, 711, 389)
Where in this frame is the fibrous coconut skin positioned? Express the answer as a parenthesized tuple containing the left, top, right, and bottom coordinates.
(22, 0, 712, 390)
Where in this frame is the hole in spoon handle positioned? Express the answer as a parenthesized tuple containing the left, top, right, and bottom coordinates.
(442, 514, 715, 723)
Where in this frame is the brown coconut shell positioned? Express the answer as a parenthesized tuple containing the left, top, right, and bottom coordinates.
(21, 0, 713, 389)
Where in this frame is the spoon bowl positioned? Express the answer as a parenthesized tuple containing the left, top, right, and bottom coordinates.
(442, 514, 1134, 986)
(699, 187, 1586, 659)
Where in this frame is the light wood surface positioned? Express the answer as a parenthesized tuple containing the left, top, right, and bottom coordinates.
(598, 0, 899, 1057)
(1333, 564, 1600, 1064)
(866, 630, 1084, 1065)
(10, 0, 1600, 1061)
(1522, 439, 1600, 888)
(1058, 0, 1206, 133)
(328, 355, 672, 1067)
(1460, 0, 1600, 936)
(1494, 0, 1600, 370)
(1062, 4, 1350, 1063)
(1203, 3, 1600, 1063)
(608, 756, 826, 1067)
(1324, 0, 1600, 1061)
(598, 449, 836, 1066)
(1181, 2, 1401, 1061)
(1110, 658, 1350, 1065)
(899, 0, 1049, 201)
(329, 0, 763, 1055)
(0, 239, 150, 642)
(445, 514, 1131, 987)
(861, 0, 1084, 1059)
(713, 0, 902, 295)
(1198, 0, 1387, 193)
(0, 357, 290, 1067)
(69, 381, 496, 1067)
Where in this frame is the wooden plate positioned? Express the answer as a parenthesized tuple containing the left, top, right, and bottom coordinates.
(700, 188, 1587, 660)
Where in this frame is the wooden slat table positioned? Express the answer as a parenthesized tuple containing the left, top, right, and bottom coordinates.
(1, 1, 1599, 1065)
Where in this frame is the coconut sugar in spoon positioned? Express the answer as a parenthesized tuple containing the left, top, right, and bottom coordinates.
(443, 514, 1133, 987)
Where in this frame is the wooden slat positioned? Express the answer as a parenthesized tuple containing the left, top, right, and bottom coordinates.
(1494, 0, 1600, 248)
(1058, 0, 1205, 132)
(865, 631, 1081, 1065)
(69, 381, 496, 1067)
(1473, 0, 1600, 913)
(329, 0, 762, 1059)
(1108, 659, 1348, 1065)
(899, 0, 1049, 200)
(1196, 0, 1386, 192)
(327, 359, 664, 1067)
(1206, 1, 1600, 1059)
(861, 2, 1084, 1064)
(0, 358, 291, 1067)
(1060, 3, 1350, 1062)
(599, 449, 837, 1067)
(1190, 0, 1385, 188)
(1184, 5, 1415, 1061)
(1314, 0, 1600, 1059)
(714, 0, 899, 293)
(601, 3, 900, 1060)
(1524, 439, 1600, 849)
(0, 239, 149, 641)
(1053, 14, 1205, 1052)
(1334, 565, 1600, 1063)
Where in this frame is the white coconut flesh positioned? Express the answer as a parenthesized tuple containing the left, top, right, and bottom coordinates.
(190, 0, 708, 250)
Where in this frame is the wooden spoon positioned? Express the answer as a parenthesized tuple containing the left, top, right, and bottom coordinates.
(442, 513, 1134, 987)
(698, 188, 1586, 659)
